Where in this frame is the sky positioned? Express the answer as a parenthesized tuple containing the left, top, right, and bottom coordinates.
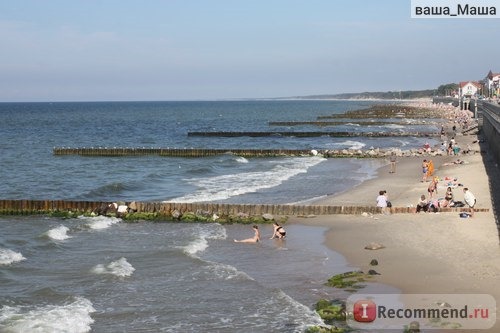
(0, 0, 499, 101)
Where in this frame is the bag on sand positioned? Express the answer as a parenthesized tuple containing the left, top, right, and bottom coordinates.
(454, 201, 465, 207)
(386, 201, 392, 208)
(459, 212, 470, 218)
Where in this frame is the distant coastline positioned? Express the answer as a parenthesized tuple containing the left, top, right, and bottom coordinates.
(282, 89, 436, 101)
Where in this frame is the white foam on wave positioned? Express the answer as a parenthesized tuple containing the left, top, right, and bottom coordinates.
(181, 224, 227, 257)
(235, 156, 249, 163)
(78, 215, 121, 230)
(395, 139, 410, 147)
(336, 140, 366, 150)
(384, 124, 405, 130)
(205, 261, 254, 281)
(166, 156, 326, 203)
(180, 225, 253, 281)
(91, 257, 135, 277)
(183, 238, 209, 256)
(46, 225, 71, 241)
(0, 248, 26, 266)
(0, 297, 95, 333)
(266, 290, 327, 331)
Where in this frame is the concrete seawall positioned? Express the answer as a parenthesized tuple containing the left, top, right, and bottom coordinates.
(0, 200, 486, 219)
(481, 102, 500, 167)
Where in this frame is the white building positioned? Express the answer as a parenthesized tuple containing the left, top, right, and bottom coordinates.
(458, 81, 482, 97)
(485, 70, 500, 97)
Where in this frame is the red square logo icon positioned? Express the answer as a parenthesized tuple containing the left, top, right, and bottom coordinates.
(353, 300, 376, 322)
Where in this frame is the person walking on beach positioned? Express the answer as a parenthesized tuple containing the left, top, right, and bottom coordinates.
(428, 177, 438, 199)
(421, 159, 429, 182)
(463, 188, 476, 217)
(234, 225, 261, 243)
(376, 190, 388, 214)
(270, 222, 286, 239)
(389, 152, 397, 173)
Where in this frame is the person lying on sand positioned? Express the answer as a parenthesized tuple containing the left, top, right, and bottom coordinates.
(442, 159, 466, 166)
(234, 225, 260, 243)
(440, 176, 464, 188)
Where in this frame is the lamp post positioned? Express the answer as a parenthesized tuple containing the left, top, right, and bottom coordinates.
(459, 86, 462, 110)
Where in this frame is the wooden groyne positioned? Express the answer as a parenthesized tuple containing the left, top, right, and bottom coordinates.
(53, 148, 316, 157)
(268, 120, 432, 126)
(0, 200, 487, 219)
(187, 131, 439, 138)
(53, 147, 458, 158)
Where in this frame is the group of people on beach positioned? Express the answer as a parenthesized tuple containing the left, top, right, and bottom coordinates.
(441, 136, 465, 156)
(416, 186, 476, 216)
(416, 157, 477, 216)
(416, 185, 454, 213)
(234, 222, 286, 243)
(380, 103, 479, 217)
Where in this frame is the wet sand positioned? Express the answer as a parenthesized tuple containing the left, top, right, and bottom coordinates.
(290, 130, 500, 331)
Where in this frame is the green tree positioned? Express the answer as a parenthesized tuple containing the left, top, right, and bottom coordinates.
(437, 83, 458, 96)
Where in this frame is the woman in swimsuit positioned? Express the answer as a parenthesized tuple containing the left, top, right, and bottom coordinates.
(234, 225, 260, 243)
(270, 222, 286, 239)
(422, 159, 429, 182)
(427, 177, 438, 199)
(443, 187, 454, 207)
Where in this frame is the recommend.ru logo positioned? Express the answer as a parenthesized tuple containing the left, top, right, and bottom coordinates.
(347, 294, 496, 330)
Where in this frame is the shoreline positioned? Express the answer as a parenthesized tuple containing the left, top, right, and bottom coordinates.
(289, 112, 500, 331)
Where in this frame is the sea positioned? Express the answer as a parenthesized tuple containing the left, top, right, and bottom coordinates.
(0, 100, 439, 332)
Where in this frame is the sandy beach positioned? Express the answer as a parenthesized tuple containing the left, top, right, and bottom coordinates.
(290, 119, 500, 331)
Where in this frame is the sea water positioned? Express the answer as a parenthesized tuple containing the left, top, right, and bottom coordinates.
(0, 100, 438, 202)
(0, 100, 431, 332)
(0, 215, 358, 332)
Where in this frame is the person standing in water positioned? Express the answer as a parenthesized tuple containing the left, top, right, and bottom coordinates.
(234, 225, 261, 243)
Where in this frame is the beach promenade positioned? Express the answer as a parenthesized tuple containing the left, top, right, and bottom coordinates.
(300, 117, 500, 331)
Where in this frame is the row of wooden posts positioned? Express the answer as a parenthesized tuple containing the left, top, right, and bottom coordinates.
(0, 200, 484, 217)
(53, 148, 316, 157)
(52, 147, 445, 158)
(187, 131, 439, 137)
